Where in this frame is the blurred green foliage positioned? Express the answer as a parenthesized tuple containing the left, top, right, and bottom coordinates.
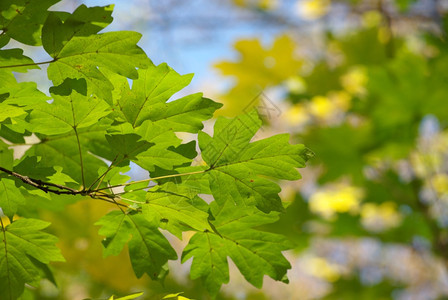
(214, 1, 448, 299)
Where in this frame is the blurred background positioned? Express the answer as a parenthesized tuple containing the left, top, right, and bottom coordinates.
(16, 0, 448, 299)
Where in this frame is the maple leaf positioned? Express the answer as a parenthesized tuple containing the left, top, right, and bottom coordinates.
(29, 78, 110, 135)
(95, 211, 177, 280)
(107, 64, 222, 129)
(0, 218, 64, 300)
(182, 201, 293, 295)
(43, 25, 151, 102)
(200, 110, 312, 212)
(0, 0, 60, 45)
(143, 182, 213, 239)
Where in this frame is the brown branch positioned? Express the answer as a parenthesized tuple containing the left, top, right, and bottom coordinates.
(95, 169, 207, 191)
(0, 166, 80, 195)
(0, 166, 135, 210)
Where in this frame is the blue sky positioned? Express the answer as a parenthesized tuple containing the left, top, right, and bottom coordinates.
(75, 0, 304, 93)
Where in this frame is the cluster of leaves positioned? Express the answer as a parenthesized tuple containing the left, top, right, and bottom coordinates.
(216, 7, 448, 300)
(0, 1, 311, 299)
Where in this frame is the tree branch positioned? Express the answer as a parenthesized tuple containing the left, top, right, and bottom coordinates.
(94, 169, 207, 191)
(0, 166, 79, 195)
(0, 59, 56, 69)
(0, 166, 140, 211)
(88, 154, 120, 191)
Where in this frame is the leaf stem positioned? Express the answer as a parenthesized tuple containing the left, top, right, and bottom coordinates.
(94, 195, 129, 209)
(112, 186, 151, 195)
(0, 59, 56, 69)
(95, 169, 207, 191)
(88, 154, 119, 191)
(73, 127, 86, 189)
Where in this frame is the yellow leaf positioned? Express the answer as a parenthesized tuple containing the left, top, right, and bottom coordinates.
(302, 255, 340, 282)
(362, 11, 383, 28)
(215, 36, 302, 116)
(361, 202, 402, 232)
(309, 184, 363, 219)
(297, 0, 331, 20)
(432, 173, 448, 194)
(284, 103, 309, 126)
(341, 67, 367, 96)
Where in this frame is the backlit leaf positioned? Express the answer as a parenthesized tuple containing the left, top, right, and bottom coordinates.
(96, 211, 177, 280)
(200, 110, 312, 212)
(0, 218, 64, 300)
(182, 201, 292, 295)
(46, 31, 151, 103)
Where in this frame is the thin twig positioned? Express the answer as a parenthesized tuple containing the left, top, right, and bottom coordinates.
(0, 166, 135, 210)
(73, 127, 86, 189)
(88, 154, 120, 191)
(112, 185, 151, 196)
(0, 166, 79, 194)
(0, 59, 56, 69)
(93, 195, 129, 209)
(94, 169, 207, 191)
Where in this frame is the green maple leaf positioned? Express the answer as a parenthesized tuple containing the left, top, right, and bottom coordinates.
(0, 76, 49, 133)
(0, 0, 60, 45)
(144, 93, 223, 133)
(47, 166, 78, 186)
(106, 133, 152, 161)
(99, 65, 221, 173)
(143, 182, 213, 239)
(0, 178, 26, 219)
(182, 201, 293, 295)
(42, 5, 114, 57)
(102, 121, 191, 171)
(29, 79, 110, 135)
(136, 121, 182, 148)
(44, 29, 151, 103)
(0, 218, 64, 300)
(133, 121, 192, 171)
(0, 141, 23, 219)
(96, 165, 131, 187)
(0, 125, 26, 144)
(0, 140, 13, 170)
(109, 63, 192, 126)
(0, 49, 39, 72)
(0, 80, 49, 108)
(96, 211, 177, 280)
(199, 110, 312, 212)
(26, 129, 108, 185)
(108, 64, 221, 129)
(144, 165, 211, 197)
(14, 156, 55, 181)
(99, 64, 221, 173)
(0, 104, 25, 123)
(135, 142, 195, 172)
